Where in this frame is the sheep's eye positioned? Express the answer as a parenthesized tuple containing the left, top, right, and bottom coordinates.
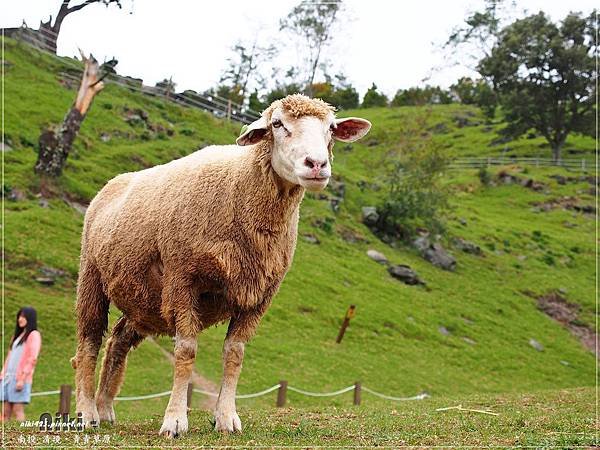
(272, 119, 283, 128)
(329, 124, 336, 132)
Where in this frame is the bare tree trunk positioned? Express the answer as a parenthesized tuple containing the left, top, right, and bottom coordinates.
(35, 51, 104, 177)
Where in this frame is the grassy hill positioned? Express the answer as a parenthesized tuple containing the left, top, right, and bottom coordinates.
(2, 38, 596, 446)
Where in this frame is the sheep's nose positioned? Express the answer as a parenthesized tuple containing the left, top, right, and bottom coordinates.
(304, 156, 328, 170)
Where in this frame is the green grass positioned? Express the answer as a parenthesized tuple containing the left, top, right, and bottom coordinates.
(3, 388, 596, 447)
(1, 37, 596, 445)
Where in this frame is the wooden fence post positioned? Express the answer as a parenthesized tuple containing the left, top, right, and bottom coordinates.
(186, 382, 194, 410)
(353, 381, 361, 406)
(276, 380, 287, 407)
(58, 384, 71, 416)
(336, 305, 356, 343)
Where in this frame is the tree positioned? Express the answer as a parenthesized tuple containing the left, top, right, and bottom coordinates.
(280, 0, 343, 96)
(479, 11, 597, 161)
(39, 1, 125, 53)
(444, 0, 515, 69)
(449, 77, 496, 118)
(309, 74, 359, 110)
(361, 83, 388, 108)
(35, 51, 105, 177)
(218, 40, 277, 107)
(391, 86, 453, 107)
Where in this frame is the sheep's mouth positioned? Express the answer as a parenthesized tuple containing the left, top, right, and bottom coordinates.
(301, 176, 329, 182)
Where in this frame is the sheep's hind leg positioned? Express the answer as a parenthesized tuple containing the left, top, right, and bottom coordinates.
(72, 262, 109, 427)
(214, 308, 264, 433)
(95, 316, 145, 423)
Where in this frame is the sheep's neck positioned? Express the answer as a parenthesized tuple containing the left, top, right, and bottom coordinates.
(237, 143, 304, 233)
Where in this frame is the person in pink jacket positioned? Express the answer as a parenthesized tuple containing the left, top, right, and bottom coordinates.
(0, 307, 41, 421)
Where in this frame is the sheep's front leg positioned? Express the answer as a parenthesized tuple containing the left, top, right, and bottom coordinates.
(214, 309, 263, 433)
(159, 333, 197, 438)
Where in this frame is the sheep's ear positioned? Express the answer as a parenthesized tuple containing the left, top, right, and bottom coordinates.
(236, 116, 268, 146)
(332, 117, 372, 142)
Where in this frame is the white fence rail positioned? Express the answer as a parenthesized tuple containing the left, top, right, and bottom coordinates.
(449, 157, 597, 172)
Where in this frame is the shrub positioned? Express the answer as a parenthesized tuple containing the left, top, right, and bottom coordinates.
(478, 167, 492, 186)
(374, 112, 450, 240)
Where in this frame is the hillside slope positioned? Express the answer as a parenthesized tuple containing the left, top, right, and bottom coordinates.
(2, 38, 596, 420)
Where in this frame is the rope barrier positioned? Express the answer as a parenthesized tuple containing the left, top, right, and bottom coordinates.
(287, 385, 355, 397)
(115, 390, 173, 401)
(362, 387, 429, 401)
(30, 384, 428, 402)
(30, 390, 60, 397)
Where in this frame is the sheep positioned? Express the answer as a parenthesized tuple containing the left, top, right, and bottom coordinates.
(71, 94, 371, 438)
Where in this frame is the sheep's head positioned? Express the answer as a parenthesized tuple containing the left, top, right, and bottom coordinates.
(236, 94, 371, 192)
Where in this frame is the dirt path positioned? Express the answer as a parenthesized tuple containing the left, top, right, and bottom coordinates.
(148, 337, 219, 411)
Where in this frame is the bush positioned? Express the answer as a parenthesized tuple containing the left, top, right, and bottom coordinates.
(374, 112, 450, 240)
(478, 167, 492, 186)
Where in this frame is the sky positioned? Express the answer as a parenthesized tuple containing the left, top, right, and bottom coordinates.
(2, 0, 597, 99)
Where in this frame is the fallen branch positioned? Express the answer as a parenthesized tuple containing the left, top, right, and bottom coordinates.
(435, 404, 499, 416)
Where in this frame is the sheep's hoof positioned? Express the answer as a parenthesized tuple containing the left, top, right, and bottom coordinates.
(78, 399, 99, 429)
(214, 410, 242, 433)
(96, 401, 116, 424)
(159, 413, 188, 438)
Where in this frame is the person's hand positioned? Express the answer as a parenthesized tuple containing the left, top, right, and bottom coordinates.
(15, 380, 24, 391)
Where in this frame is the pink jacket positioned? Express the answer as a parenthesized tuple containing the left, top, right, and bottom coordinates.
(1, 330, 42, 384)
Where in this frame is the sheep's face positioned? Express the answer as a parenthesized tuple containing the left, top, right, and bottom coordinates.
(237, 99, 371, 192)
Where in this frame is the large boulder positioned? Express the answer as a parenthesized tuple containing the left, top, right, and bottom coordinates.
(388, 264, 424, 285)
(361, 206, 379, 227)
(453, 237, 482, 255)
(414, 236, 456, 271)
(328, 178, 345, 199)
(367, 249, 388, 265)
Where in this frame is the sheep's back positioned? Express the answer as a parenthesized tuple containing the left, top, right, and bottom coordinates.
(82, 144, 248, 267)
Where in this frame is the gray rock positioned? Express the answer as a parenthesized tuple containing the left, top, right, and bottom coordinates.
(453, 238, 482, 255)
(361, 206, 379, 227)
(413, 236, 456, 270)
(388, 264, 424, 285)
(458, 217, 467, 226)
(328, 178, 345, 198)
(1, 140, 13, 152)
(560, 360, 570, 366)
(438, 326, 451, 336)
(7, 188, 26, 201)
(462, 337, 476, 345)
(517, 255, 527, 261)
(426, 243, 456, 270)
(529, 338, 544, 352)
(302, 234, 320, 245)
(330, 196, 342, 213)
(413, 236, 430, 253)
(35, 277, 55, 286)
(367, 249, 388, 265)
(39, 266, 67, 278)
(100, 133, 111, 142)
(39, 198, 49, 208)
